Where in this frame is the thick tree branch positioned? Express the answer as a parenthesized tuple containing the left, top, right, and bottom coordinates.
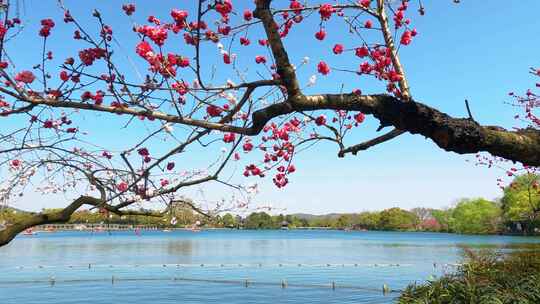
(0, 196, 101, 246)
(0, 195, 170, 247)
(11, 87, 540, 167)
(248, 94, 540, 167)
(301, 94, 540, 166)
(254, 0, 302, 99)
(16, 89, 540, 166)
(340, 0, 413, 153)
(376, 0, 411, 100)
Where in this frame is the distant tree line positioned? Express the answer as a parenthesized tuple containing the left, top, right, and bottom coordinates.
(1, 174, 538, 235)
(221, 173, 540, 235)
(224, 201, 501, 234)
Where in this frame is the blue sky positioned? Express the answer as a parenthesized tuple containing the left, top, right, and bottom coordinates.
(5, 0, 540, 214)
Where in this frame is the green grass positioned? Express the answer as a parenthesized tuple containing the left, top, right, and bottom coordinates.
(397, 248, 540, 304)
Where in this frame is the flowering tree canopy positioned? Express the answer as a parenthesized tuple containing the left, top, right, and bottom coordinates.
(0, 0, 539, 246)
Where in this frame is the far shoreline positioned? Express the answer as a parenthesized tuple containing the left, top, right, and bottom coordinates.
(23, 225, 540, 237)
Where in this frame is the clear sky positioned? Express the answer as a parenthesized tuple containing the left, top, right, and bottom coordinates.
(5, 0, 540, 214)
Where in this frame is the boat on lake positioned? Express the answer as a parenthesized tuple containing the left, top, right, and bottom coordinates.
(23, 228, 36, 235)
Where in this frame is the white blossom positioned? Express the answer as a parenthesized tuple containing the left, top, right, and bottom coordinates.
(163, 123, 173, 133)
(226, 93, 237, 104)
(308, 75, 317, 87)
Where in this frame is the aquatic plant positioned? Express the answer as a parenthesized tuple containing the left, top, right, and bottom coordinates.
(398, 249, 540, 303)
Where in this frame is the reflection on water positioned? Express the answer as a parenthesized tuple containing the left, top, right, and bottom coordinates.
(166, 240, 194, 256)
(1, 230, 539, 304)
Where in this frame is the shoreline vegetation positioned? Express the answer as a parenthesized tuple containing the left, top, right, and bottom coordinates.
(398, 249, 540, 303)
(1, 197, 538, 236)
(2, 173, 539, 236)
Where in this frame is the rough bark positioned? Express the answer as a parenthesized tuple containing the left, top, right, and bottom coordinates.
(248, 93, 540, 167)
(0, 196, 165, 247)
(0, 196, 100, 246)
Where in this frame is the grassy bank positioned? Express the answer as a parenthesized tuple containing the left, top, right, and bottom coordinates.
(397, 248, 540, 303)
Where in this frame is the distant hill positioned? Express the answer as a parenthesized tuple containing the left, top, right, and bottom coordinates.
(291, 213, 348, 220)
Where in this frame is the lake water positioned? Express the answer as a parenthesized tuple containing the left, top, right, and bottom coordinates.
(1, 230, 539, 303)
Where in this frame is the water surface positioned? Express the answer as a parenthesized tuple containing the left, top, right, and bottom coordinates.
(1, 230, 539, 303)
